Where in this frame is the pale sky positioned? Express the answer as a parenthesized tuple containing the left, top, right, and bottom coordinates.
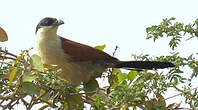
(1, 0, 198, 109)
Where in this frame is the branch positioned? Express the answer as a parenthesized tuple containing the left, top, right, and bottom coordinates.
(165, 86, 198, 100)
(112, 45, 118, 56)
(0, 48, 17, 58)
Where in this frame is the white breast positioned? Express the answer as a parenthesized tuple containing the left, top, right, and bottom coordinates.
(37, 32, 70, 65)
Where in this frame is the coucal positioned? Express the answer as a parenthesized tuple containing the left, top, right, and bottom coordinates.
(36, 17, 175, 85)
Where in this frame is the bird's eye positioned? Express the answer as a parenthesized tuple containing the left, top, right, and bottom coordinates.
(42, 18, 55, 26)
(44, 21, 49, 25)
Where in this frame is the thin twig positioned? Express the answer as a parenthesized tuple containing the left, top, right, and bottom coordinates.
(21, 98, 29, 107)
(0, 56, 16, 61)
(112, 45, 118, 56)
(0, 48, 6, 68)
(39, 104, 50, 110)
(0, 60, 12, 65)
(0, 49, 17, 58)
(165, 86, 198, 100)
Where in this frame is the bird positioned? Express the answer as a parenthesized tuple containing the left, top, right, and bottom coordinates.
(36, 17, 175, 85)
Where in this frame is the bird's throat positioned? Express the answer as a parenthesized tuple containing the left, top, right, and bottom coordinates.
(37, 32, 69, 65)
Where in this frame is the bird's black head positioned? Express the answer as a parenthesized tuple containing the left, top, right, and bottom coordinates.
(35, 17, 64, 34)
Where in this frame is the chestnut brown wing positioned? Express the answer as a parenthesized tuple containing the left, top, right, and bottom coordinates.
(60, 37, 118, 62)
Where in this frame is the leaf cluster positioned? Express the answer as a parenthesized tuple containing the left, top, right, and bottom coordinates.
(146, 17, 198, 50)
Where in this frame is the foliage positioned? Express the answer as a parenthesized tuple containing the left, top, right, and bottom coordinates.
(0, 18, 198, 110)
(146, 17, 198, 50)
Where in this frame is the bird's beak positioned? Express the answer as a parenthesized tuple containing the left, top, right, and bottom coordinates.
(57, 19, 64, 26)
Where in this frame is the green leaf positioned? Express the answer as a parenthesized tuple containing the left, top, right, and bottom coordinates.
(93, 97, 106, 110)
(13, 53, 24, 66)
(117, 72, 128, 82)
(94, 97, 103, 109)
(22, 74, 37, 82)
(67, 94, 84, 109)
(84, 79, 99, 96)
(95, 44, 106, 51)
(21, 82, 40, 95)
(146, 25, 157, 33)
(118, 80, 128, 86)
(0, 74, 5, 79)
(169, 36, 182, 50)
(40, 89, 50, 101)
(128, 70, 138, 81)
(8, 68, 18, 86)
(31, 54, 44, 72)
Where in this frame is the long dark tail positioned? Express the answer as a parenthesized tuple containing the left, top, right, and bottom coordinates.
(115, 61, 175, 69)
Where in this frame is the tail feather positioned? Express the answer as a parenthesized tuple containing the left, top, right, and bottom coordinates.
(115, 61, 175, 69)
